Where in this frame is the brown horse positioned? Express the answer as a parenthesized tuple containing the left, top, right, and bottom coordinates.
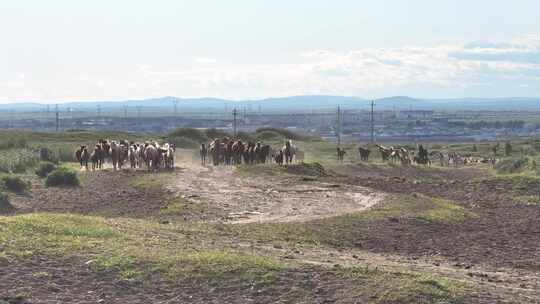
(358, 147, 370, 161)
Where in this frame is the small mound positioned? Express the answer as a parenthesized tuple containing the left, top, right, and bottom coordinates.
(284, 162, 328, 177)
(0, 192, 15, 214)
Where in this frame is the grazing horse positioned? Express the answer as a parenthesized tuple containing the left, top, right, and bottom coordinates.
(90, 145, 101, 170)
(164, 144, 175, 169)
(75, 146, 90, 170)
(144, 144, 160, 171)
(110, 141, 121, 170)
(200, 143, 208, 165)
(232, 141, 244, 165)
(283, 140, 295, 164)
(210, 139, 221, 166)
(414, 145, 430, 165)
(358, 147, 370, 161)
(376, 145, 392, 162)
(337, 147, 346, 162)
(274, 150, 284, 165)
(75, 146, 83, 165)
(129, 145, 137, 168)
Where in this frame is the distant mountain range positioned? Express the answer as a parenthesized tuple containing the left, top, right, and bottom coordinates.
(1, 95, 540, 112)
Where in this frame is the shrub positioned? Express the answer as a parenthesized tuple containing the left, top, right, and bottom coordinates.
(256, 131, 283, 141)
(1, 176, 30, 193)
(204, 128, 230, 140)
(36, 162, 57, 178)
(45, 168, 80, 187)
(236, 132, 255, 142)
(495, 157, 529, 174)
(39, 147, 53, 162)
(0, 191, 14, 212)
(255, 128, 303, 140)
(168, 128, 207, 143)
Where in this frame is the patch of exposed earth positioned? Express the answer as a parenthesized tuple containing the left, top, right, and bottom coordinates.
(167, 164, 384, 224)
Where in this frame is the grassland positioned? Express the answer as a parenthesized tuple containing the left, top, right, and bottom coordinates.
(1, 129, 540, 303)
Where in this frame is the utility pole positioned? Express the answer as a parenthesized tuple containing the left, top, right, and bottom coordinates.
(232, 108, 238, 137)
(173, 99, 178, 117)
(123, 105, 128, 129)
(337, 105, 341, 147)
(370, 100, 375, 143)
(55, 104, 59, 132)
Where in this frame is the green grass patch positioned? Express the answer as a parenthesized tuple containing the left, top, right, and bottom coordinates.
(160, 196, 209, 217)
(340, 267, 468, 304)
(0, 213, 282, 283)
(131, 175, 167, 190)
(513, 195, 540, 205)
(418, 196, 475, 224)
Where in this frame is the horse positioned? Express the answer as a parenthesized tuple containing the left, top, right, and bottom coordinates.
(337, 147, 346, 162)
(200, 143, 208, 165)
(376, 145, 392, 162)
(358, 147, 370, 161)
(144, 144, 160, 171)
(90, 145, 101, 170)
(283, 140, 295, 164)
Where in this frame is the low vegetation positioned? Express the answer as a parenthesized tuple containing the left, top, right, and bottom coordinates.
(45, 168, 80, 187)
(35, 162, 57, 178)
(0, 191, 13, 212)
(495, 157, 529, 174)
(1, 176, 31, 193)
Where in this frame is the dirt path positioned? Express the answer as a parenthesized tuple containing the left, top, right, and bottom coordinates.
(168, 162, 384, 224)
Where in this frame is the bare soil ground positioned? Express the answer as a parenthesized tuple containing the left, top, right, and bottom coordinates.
(9, 168, 172, 219)
(326, 163, 540, 272)
(168, 163, 384, 224)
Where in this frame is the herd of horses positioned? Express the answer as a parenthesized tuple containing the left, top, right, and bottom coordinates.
(200, 139, 303, 166)
(75, 140, 175, 171)
(338, 144, 497, 167)
(74, 137, 496, 172)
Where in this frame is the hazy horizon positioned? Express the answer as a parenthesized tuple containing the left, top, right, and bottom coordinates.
(2, 0, 540, 102)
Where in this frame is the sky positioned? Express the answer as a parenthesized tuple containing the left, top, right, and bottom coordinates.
(1, 0, 540, 103)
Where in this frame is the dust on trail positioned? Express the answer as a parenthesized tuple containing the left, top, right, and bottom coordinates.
(168, 157, 384, 224)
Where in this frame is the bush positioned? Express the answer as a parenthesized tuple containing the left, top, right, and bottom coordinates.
(204, 128, 230, 140)
(256, 130, 283, 141)
(45, 168, 80, 187)
(168, 128, 208, 143)
(1, 176, 30, 193)
(236, 132, 255, 142)
(39, 147, 53, 162)
(0, 191, 13, 212)
(35, 162, 57, 178)
(495, 157, 529, 174)
(255, 128, 303, 140)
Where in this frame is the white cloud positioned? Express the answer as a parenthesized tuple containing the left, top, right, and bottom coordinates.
(195, 58, 218, 64)
(2, 36, 540, 101)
